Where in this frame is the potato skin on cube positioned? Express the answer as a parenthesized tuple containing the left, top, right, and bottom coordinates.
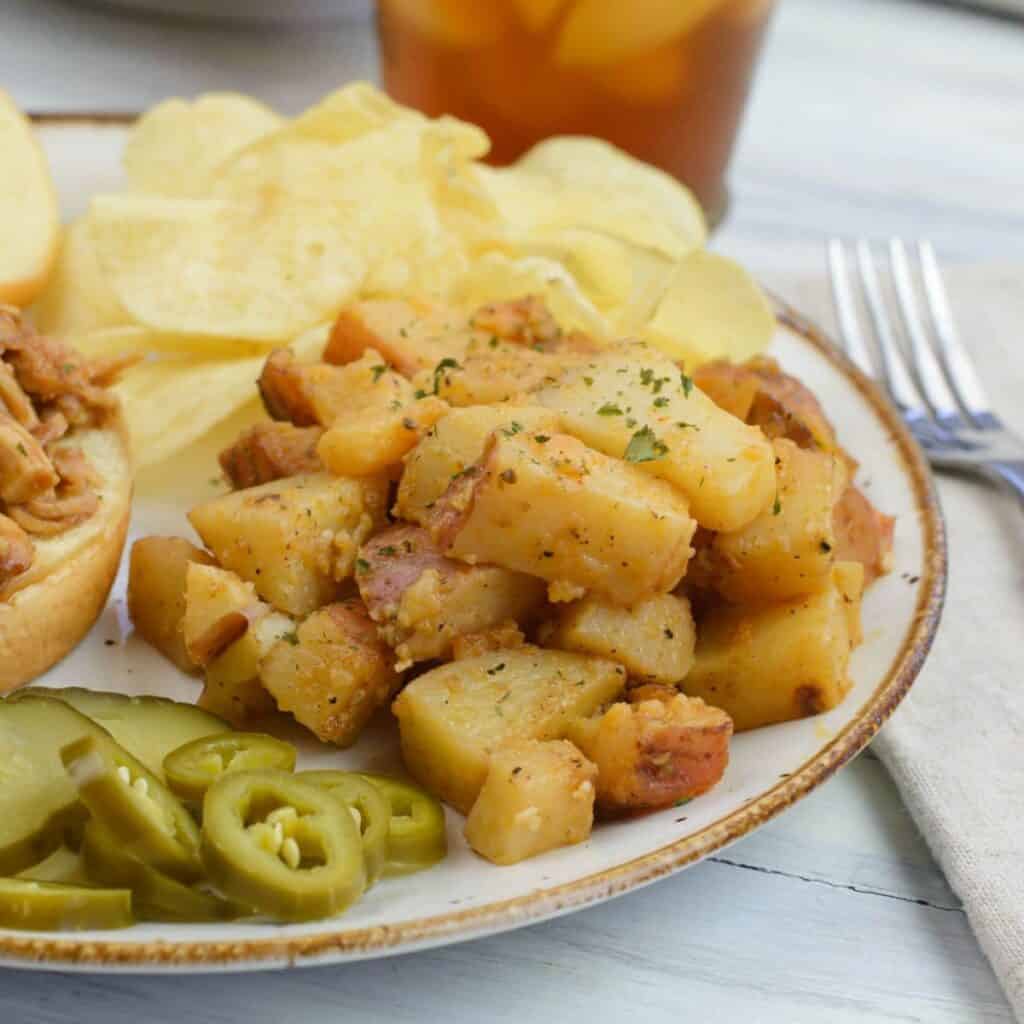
(199, 610, 295, 727)
(392, 646, 626, 814)
(127, 537, 215, 674)
(356, 525, 545, 668)
(188, 472, 388, 616)
(696, 439, 847, 604)
(541, 592, 696, 685)
(683, 562, 865, 731)
(395, 404, 562, 526)
(314, 349, 448, 478)
(464, 740, 597, 865)
(568, 690, 732, 815)
(260, 599, 399, 747)
(428, 432, 696, 606)
(535, 343, 776, 532)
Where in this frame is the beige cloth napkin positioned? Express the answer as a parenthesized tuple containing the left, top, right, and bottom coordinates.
(762, 265, 1024, 1020)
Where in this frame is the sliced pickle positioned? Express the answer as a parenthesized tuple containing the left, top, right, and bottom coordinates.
(0, 697, 106, 875)
(0, 878, 133, 931)
(14, 687, 229, 780)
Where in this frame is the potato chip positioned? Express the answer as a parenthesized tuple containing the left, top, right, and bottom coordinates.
(70, 325, 269, 361)
(32, 219, 131, 336)
(555, 0, 724, 66)
(88, 195, 365, 342)
(124, 93, 282, 198)
(118, 322, 328, 468)
(644, 249, 777, 365)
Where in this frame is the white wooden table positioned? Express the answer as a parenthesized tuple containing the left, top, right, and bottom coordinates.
(1, 0, 1020, 1020)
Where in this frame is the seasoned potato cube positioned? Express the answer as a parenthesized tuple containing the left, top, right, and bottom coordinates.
(356, 525, 545, 668)
(182, 563, 264, 667)
(451, 622, 526, 660)
(568, 690, 731, 814)
(314, 349, 449, 477)
(395, 404, 561, 525)
(832, 485, 895, 585)
(188, 472, 388, 616)
(413, 344, 568, 407)
(260, 599, 399, 747)
(464, 739, 597, 865)
(218, 422, 323, 490)
(694, 356, 839, 454)
(698, 439, 847, 604)
(198, 611, 295, 726)
(393, 646, 626, 813)
(535, 342, 776, 532)
(429, 432, 696, 605)
(683, 563, 865, 731)
(325, 299, 477, 376)
(127, 537, 214, 674)
(541, 592, 695, 685)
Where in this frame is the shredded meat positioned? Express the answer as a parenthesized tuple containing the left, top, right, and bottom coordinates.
(0, 513, 33, 589)
(258, 349, 320, 426)
(0, 414, 59, 505)
(0, 308, 129, 548)
(219, 422, 324, 490)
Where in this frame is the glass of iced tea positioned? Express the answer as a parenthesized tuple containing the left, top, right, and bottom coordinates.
(376, 0, 777, 225)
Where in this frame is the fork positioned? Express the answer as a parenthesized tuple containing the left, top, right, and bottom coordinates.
(827, 238, 1024, 504)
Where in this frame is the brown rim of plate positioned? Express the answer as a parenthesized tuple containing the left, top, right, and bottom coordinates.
(11, 120, 948, 969)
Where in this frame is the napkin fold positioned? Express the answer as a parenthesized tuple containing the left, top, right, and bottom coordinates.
(764, 265, 1024, 1021)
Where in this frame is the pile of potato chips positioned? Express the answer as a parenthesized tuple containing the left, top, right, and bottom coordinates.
(31, 83, 774, 468)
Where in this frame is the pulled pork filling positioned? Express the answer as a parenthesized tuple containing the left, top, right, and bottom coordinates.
(0, 306, 136, 589)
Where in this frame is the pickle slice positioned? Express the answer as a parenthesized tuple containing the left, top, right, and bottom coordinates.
(14, 687, 229, 780)
(0, 697, 106, 875)
(0, 878, 133, 932)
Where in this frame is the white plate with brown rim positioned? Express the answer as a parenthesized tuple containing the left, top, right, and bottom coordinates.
(0, 117, 946, 973)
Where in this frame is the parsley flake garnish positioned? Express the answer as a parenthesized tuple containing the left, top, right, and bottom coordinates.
(680, 372, 694, 397)
(371, 364, 388, 382)
(355, 558, 371, 574)
(624, 426, 668, 463)
(597, 402, 623, 416)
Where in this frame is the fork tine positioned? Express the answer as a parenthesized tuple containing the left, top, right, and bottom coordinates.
(888, 239, 962, 424)
(918, 241, 994, 425)
(827, 239, 875, 376)
(853, 241, 930, 417)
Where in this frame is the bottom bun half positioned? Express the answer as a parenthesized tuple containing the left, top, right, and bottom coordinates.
(0, 419, 132, 694)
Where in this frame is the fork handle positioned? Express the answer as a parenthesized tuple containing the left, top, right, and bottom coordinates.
(990, 462, 1024, 508)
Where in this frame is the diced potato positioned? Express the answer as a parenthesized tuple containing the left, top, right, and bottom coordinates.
(356, 525, 546, 668)
(198, 611, 295, 727)
(541, 592, 695, 685)
(393, 646, 626, 812)
(182, 563, 263, 667)
(683, 563, 865, 731)
(697, 439, 847, 604)
(316, 350, 448, 477)
(324, 299, 477, 376)
(127, 537, 215, 674)
(429, 432, 696, 605)
(260, 599, 400, 747)
(535, 343, 776, 532)
(832, 485, 895, 585)
(395, 404, 561, 525)
(188, 472, 389, 616)
(568, 690, 731, 814)
(464, 739, 597, 865)
(694, 356, 839, 454)
(411, 343, 567, 407)
(451, 622, 526, 660)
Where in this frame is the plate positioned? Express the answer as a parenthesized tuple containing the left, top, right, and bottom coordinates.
(0, 118, 946, 973)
